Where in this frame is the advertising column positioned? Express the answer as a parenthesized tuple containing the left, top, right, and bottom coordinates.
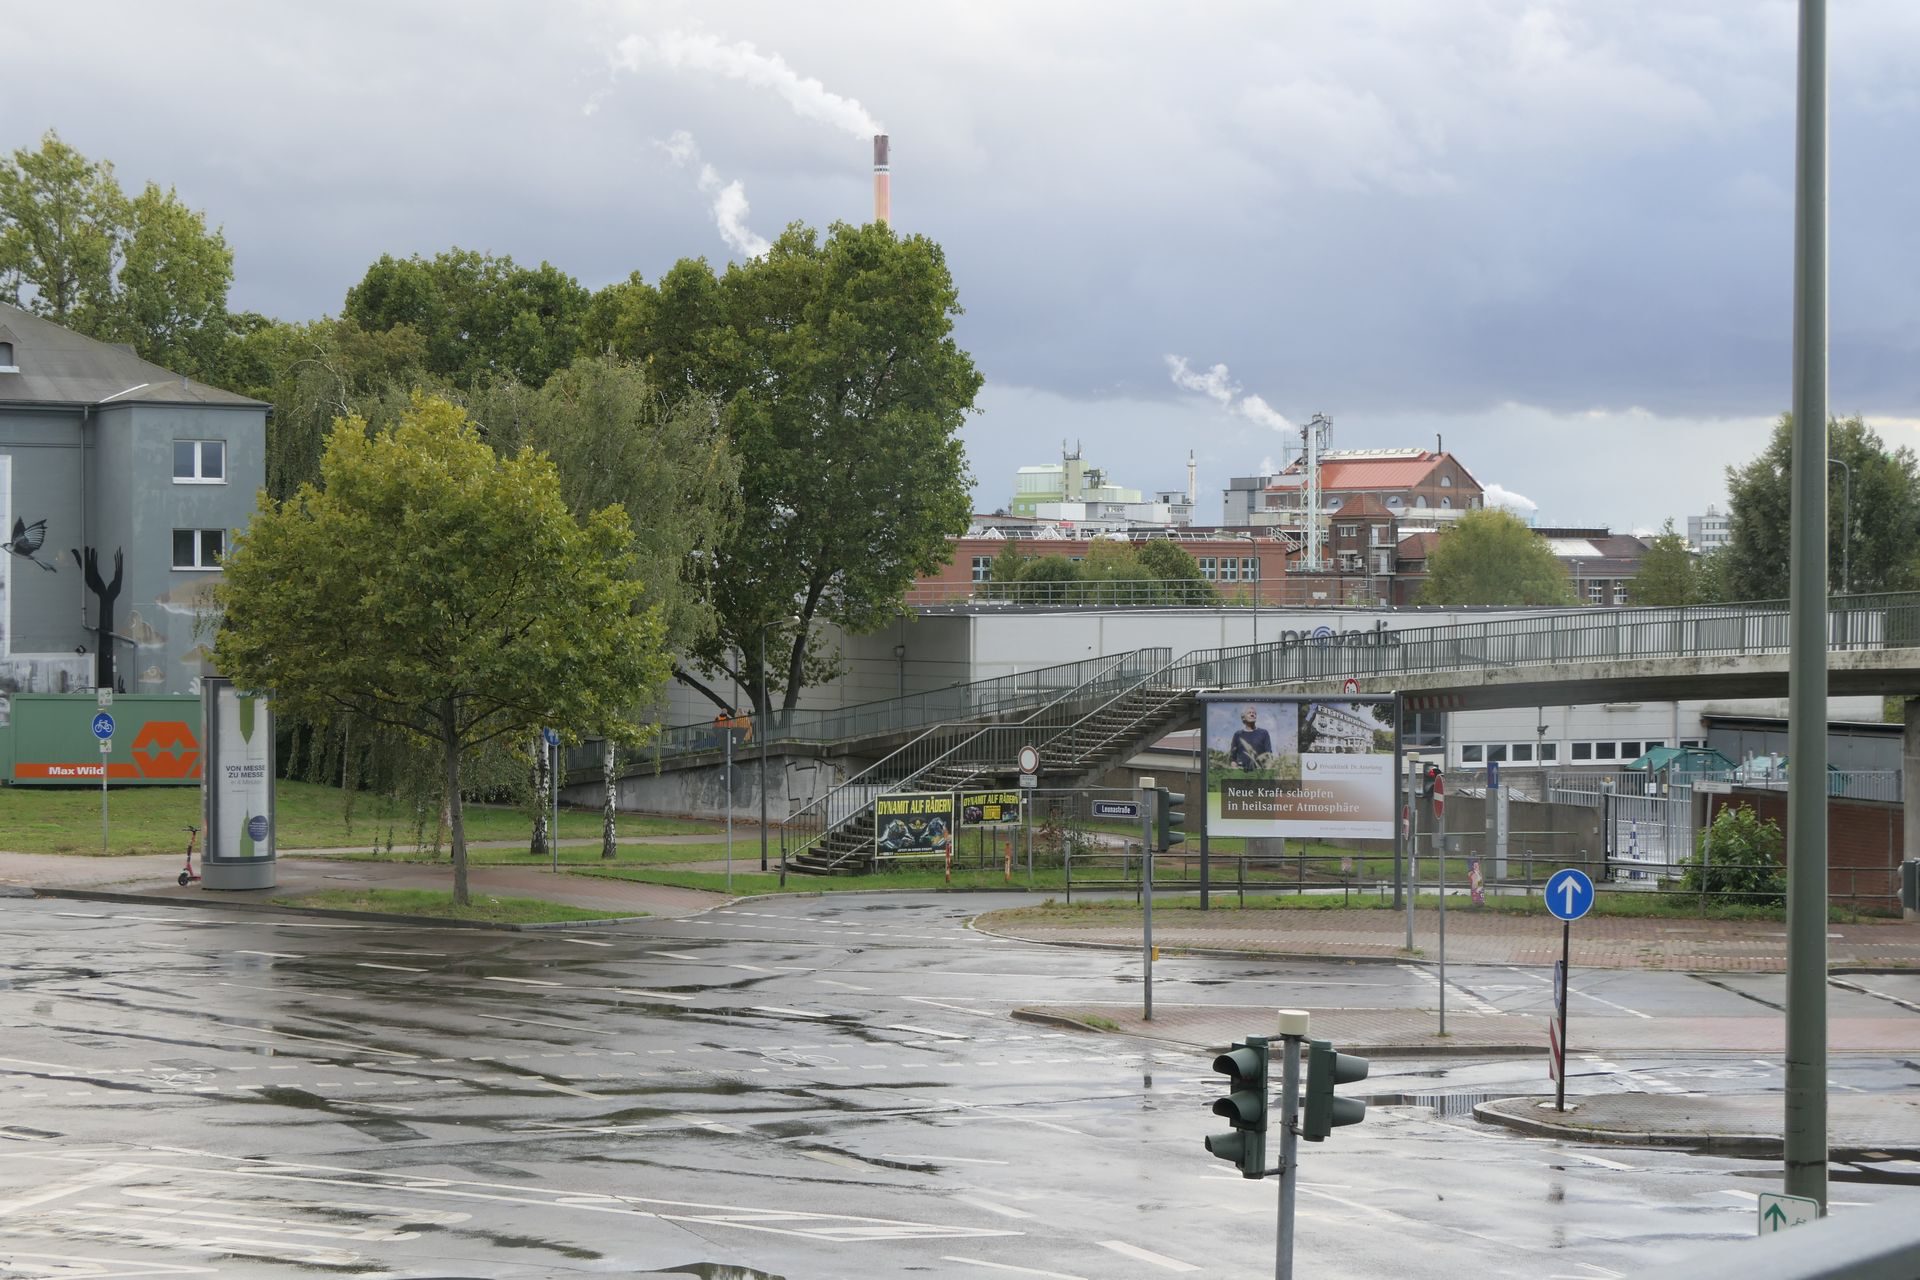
(201, 676, 277, 890)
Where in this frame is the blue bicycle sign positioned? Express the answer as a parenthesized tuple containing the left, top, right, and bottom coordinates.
(91, 711, 115, 741)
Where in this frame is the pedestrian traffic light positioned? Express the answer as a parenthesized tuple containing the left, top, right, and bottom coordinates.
(1420, 764, 1441, 798)
(1301, 1039, 1369, 1141)
(1204, 1039, 1269, 1178)
(1154, 787, 1186, 852)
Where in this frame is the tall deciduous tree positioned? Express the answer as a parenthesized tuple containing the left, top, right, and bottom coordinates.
(1722, 414, 1920, 601)
(345, 249, 589, 389)
(1418, 509, 1577, 606)
(1628, 520, 1696, 606)
(0, 132, 233, 375)
(214, 395, 669, 903)
(588, 222, 982, 722)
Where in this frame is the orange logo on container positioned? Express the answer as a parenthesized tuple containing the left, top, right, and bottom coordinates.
(130, 721, 201, 779)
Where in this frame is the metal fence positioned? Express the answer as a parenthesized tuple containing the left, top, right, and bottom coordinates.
(905, 577, 1380, 609)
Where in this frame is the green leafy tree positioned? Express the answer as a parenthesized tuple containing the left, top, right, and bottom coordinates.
(1417, 509, 1577, 606)
(0, 131, 233, 375)
(1136, 538, 1218, 604)
(344, 249, 590, 389)
(213, 395, 670, 903)
(591, 222, 982, 723)
(0, 130, 122, 326)
(1628, 520, 1696, 606)
(1693, 544, 1734, 604)
(1722, 414, 1920, 600)
(1682, 803, 1785, 906)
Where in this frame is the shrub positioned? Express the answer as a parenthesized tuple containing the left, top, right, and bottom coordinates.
(1682, 804, 1785, 905)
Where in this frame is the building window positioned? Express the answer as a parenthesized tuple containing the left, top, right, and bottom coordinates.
(172, 528, 225, 570)
(1440, 497, 1452, 509)
(0, 340, 15, 371)
(1571, 742, 1593, 761)
(970, 555, 993, 582)
(1587, 581, 1606, 604)
(1461, 744, 1484, 764)
(1539, 742, 1559, 763)
(1199, 556, 1216, 580)
(1440, 475, 1452, 487)
(1241, 557, 1258, 580)
(1619, 742, 1640, 760)
(173, 439, 226, 483)
(1487, 744, 1508, 762)
(1595, 742, 1618, 760)
(1511, 743, 1533, 762)
(1385, 496, 1402, 508)
(1337, 524, 1357, 537)
(1219, 559, 1239, 582)
(1414, 495, 1428, 508)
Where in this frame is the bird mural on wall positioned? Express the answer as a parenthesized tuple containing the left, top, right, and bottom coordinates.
(6, 517, 57, 572)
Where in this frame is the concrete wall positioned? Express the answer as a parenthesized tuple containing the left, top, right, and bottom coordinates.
(563, 749, 849, 824)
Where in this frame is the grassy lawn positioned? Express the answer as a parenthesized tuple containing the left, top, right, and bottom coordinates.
(323, 841, 736, 867)
(266, 888, 627, 924)
(570, 861, 1079, 896)
(0, 779, 718, 856)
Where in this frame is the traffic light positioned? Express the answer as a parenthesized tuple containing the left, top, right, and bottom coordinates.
(1301, 1039, 1369, 1141)
(1154, 786, 1186, 852)
(1204, 1039, 1269, 1178)
(1420, 764, 1441, 798)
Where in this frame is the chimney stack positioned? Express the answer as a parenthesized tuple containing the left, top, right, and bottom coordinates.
(873, 134, 890, 225)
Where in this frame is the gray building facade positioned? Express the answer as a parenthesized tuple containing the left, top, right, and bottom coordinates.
(0, 303, 267, 717)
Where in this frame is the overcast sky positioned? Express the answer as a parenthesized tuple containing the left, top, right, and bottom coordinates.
(5, 1, 1916, 530)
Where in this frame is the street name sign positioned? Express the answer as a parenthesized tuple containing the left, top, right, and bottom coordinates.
(1544, 868, 1595, 922)
(1757, 1192, 1817, 1235)
(1092, 800, 1141, 819)
(1695, 779, 1733, 794)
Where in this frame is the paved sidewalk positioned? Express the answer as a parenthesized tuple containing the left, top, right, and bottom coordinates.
(975, 904, 1920, 972)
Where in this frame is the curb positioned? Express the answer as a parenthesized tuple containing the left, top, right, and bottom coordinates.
(30, 887, 653, 932)
(1470, 1097, 1920, 1159)
(968, 919, 1434, 967)
(1009, 1008, 1541, 1058)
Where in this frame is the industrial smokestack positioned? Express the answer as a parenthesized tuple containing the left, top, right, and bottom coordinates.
(873, 134, 890, 224)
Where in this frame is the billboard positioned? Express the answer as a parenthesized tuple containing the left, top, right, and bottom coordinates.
(3, 694, 203, 786)
(1204, 696, 1396, 838)
(873, 791, 956, 857)
(959, 790, 1023, 827)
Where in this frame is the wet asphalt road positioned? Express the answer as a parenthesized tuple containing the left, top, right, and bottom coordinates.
(1, 893, 1917, 1279)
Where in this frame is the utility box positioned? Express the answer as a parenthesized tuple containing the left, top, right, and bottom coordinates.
(1901, 860, 1919, 919)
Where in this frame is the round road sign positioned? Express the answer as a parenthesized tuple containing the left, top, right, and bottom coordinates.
(91, 711, 115, 741)
(1544, 868, 1596, 922)
(1017, 744, 1039, 774)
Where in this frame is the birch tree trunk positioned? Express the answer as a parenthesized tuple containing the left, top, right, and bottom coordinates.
(531, 730, 550, 858)
(601, 738, 618, 860)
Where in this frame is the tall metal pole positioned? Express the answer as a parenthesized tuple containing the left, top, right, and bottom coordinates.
(1141, 782, 1154, 1022)
(1274, 1013, 1308, 1280)
(758, 626, 770, 872)
(1785, 0, 1830, 1214)
(725, 728, 734, 893)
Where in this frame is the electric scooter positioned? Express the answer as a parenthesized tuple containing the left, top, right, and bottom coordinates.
(177, 825, 201, 887)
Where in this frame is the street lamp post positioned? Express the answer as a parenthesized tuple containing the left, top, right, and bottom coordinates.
(758, 625, 770, 872)
(894, 642, 907, 702)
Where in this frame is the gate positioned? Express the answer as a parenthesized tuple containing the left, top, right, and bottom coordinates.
(1603, 786, 1694, 883)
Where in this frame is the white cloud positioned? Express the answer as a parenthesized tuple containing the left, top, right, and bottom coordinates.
(1483, 483, 1539, 514)
(1166, 355, 1294, 434)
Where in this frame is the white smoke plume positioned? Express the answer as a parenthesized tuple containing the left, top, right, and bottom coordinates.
(656, 131, 770, 259)
(1483, 483, 1539, 514)
(1166, 355, 1293, 434)
(616, 32, 882, 138)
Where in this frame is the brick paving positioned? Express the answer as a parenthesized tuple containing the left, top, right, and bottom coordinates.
(976, 905, 1920, 972)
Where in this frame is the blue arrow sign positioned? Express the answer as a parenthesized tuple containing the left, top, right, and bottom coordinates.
(91, 711, 115, 741)
(542, 727, 559, 747)
(1544, 868, 1595, 922)
(1091, 801, 1140, 819)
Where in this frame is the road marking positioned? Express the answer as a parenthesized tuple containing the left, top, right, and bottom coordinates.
(357, 962, 427, 973)
(561, 937, 615, 947)
(476, 1013, 583, 1032)
(817, 979, 872, 991)
(1098, 1240, 1199, 1272)
(731, 963, 777, 973)
(953, 1195, 1035, 1220)
(617, 989, 696, 1002)
(1558, 1151, 1635, 1170)
(234, 949, 304, 959)
(751, 1006, 828, 1019)
(484, 975, 563, 986)
(533, 1080, 600, 1099)
(886, 1024, 970, 1040)
(942, 1258, 1090, 1279)
(648, 950, 703, 961)
(0, 1162, 143, 1217)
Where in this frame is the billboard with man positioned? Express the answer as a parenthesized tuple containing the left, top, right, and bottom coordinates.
(1203, 695, 1396, 838)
